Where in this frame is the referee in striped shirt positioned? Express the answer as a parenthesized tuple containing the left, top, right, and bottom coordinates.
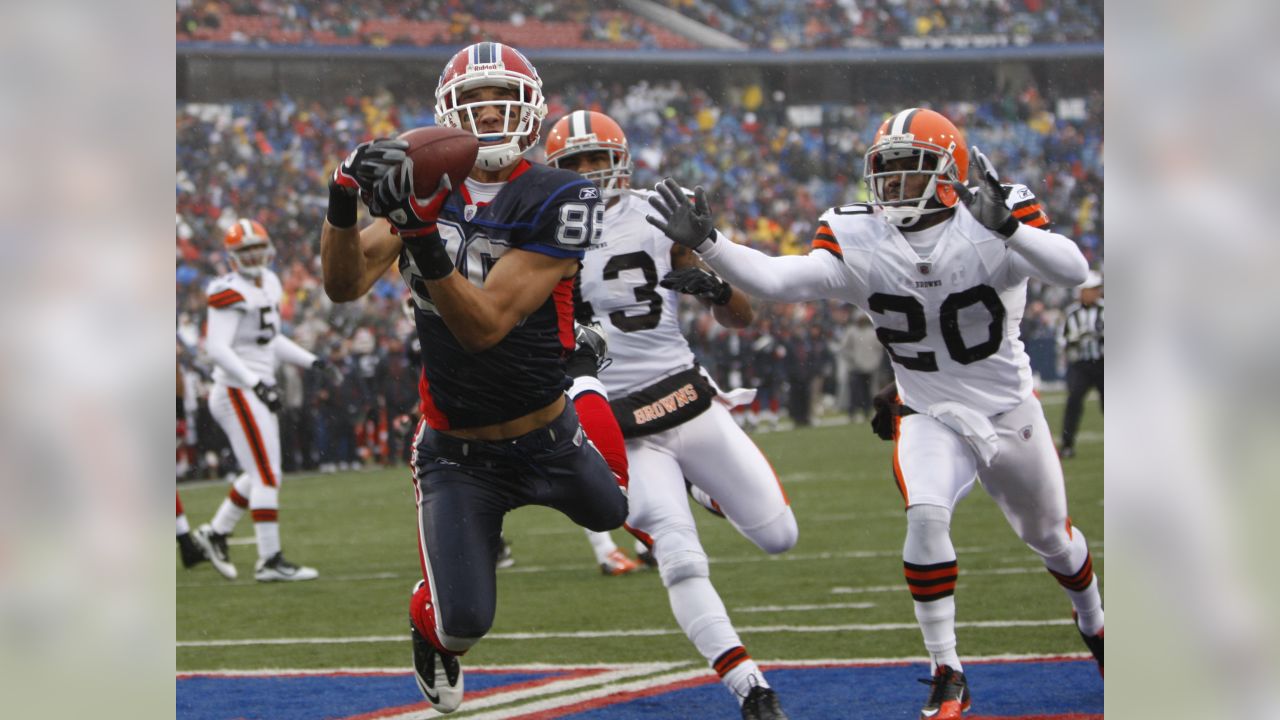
(1057, 271, 1104, 458)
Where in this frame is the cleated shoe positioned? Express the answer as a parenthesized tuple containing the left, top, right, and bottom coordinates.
(741, 685, 789, 720)
(192, 524, 237, 580)
(410, 582, 464, 713)
(600, 548, 641, 576)
(178, 532, 208, 569)
(254, 552, 318, 582)
(1074, 612, 1104, 676)
(918, 665, 971, 719)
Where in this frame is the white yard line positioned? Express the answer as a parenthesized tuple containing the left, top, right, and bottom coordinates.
(178, 618, 1073, 648)
(734, 602, 876, 612)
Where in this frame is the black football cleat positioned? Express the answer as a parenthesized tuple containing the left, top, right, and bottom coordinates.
(1074, 612, 1104, 676)
(410, 582, 464, 713)
(741, 685, 789, 720)
(918, 665, 971, 719)
(177, 532, 208, 569)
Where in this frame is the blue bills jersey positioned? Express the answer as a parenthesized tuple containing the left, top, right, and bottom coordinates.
(399, 160, 604, 430)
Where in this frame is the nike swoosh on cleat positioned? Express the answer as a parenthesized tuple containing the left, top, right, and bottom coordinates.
(921, 711, 939, 718)
(424, 689, 440, 705)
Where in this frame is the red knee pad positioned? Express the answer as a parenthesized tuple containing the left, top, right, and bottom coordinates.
(573, 391, 629, 489)
(409, 580, 461, 656)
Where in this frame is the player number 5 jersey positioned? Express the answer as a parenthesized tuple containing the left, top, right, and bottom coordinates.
(204, 270, 284, 388)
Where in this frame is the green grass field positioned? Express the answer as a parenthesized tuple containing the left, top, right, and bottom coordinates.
(177, 391, 1102, 674)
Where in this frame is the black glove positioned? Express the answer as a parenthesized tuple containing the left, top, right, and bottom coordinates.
(645, 178, 717, 250)
(370, 164, 456, 279)
(951, 146, 1019, 238)
(312, 357, 344, 386)
(660, 267, 733, 306)
(870, 382, 900, 441)
(253, 380, 283, 413)
(567, 321, 611, 378)
(328, 138, 410, 228)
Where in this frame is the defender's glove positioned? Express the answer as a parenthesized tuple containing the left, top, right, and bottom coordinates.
(370, 163, 455, 279)
(567, 321, 611, 378)
(328, 138, 409, 228)
(870, 382, 900, 441)
(645, 178, 717, 250)
(253, 380, 283, 413)
(951, 146, 1019, 238)
(660, 267, 733, 306)
(312, 357, 344, 386)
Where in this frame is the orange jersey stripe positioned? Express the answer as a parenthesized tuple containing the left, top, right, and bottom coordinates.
(208, 290, 245, 307)
(892, 415, 909, 506)
(1012, 204, 1042, 219)
(251, 508, 279, 523)
(228, 486, 250, 508)
(812, 238, 843, 258)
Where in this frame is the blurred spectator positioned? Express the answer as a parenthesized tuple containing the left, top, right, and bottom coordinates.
(835, 310, 882, 422)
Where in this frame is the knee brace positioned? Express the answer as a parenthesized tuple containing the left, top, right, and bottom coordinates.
(654, 525, 709, 588)
(904, 504, 955, 565)
(742, 507, 798, 555)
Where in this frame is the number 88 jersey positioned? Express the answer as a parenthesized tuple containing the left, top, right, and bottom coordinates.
(579, 190, 696, 397)
(816, 201, 1036, 417)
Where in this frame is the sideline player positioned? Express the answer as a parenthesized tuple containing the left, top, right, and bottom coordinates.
(192, 219, 328, 583)
(320, 42, 628, 715)
(647, 108, 1102, 719)
(547, 110, 795, 720)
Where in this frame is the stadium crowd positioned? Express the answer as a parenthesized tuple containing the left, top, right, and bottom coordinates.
(177, 77, 1103, 476)
(176, 0, 1102, 50)
(657, 0, 1104, 50)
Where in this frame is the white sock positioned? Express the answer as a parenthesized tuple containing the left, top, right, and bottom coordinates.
(668, 577, 764, 699)
(916, 595, 962, 672)
(255, 521, 281, 560)
(211, 498, 246, 535)
(176, 514, 190, 535)
(584, 529, 618, 564)
(1071, 576, 1105, 635)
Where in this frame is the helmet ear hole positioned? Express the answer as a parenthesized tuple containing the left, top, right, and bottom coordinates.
(936, 183, 959, 207)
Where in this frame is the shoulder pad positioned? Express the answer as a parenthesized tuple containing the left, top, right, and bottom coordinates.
(205, 273, 245, 308)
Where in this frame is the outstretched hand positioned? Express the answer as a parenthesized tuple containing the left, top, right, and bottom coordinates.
(369, 162, 453, 239)
(660, 267, 733, 306)
(951, 146, 1019, 238)
(645, 178, 717, 250)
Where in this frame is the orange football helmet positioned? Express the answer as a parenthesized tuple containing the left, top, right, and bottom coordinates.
(545, 110, 632, 199)
(863, 108, 969, 228)
(223, 219, 274, 277)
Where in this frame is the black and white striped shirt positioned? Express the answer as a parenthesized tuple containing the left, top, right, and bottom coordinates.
(1059, 300, 1104, 363)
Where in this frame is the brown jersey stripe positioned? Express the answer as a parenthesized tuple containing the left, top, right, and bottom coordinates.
(713, 646, 750, 676)
(1023, 214, 1050, 228)
(228, 387, 277, 487)
(909, 585, 957, 602)
(1049, 554, 1094, 591)
(904, 565, 960, 582)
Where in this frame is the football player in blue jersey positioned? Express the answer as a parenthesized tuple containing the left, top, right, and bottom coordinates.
(320, 42, 628, 715)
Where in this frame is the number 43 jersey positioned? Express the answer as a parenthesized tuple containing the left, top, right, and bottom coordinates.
(203, 269, 283, 388)
(813, 195, 1048, 417)
(579, 189, 696, 397)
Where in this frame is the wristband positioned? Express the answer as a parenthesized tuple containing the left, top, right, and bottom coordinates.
(406, 229, 454, 281)
(996, 214, 1020, 239)
(327, 181, 358, 228)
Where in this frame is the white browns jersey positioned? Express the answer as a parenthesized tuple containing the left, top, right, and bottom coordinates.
(810, 201, 1037, 416)
(204, 269, 283, 388)
(580, 190, 697, 396)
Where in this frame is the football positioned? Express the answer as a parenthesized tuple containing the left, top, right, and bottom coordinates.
(397, 126, 479, 195)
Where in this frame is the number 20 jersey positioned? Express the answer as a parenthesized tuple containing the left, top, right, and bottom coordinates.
(398, 161, 602, 430)
(814, 198, 1041, 417)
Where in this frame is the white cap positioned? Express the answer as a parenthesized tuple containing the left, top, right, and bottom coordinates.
(1079, 271, 1103, 289)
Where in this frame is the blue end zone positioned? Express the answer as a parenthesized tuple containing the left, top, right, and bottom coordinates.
(176, 659, 1101, 719)
(177, 669, 562, 720)
(566, 659, 1102, 719)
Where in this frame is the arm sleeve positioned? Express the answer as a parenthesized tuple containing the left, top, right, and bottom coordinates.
(273, 334, 318, 368)
(1003, 223, 1090, 287)
(697, 238, 852, 303)
(204, 308, 261, 387)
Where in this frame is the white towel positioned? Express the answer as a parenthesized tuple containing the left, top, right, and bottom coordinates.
(926, 401, 1000, 467)
(700, 367, 757, 409)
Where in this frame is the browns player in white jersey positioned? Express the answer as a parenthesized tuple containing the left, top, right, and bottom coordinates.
(547, 110, 796, 720)
(647, 108, 1102, 720)
(191, 219, 331, 582)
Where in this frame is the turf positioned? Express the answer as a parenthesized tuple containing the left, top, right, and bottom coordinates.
(176, 391, 1102, 672)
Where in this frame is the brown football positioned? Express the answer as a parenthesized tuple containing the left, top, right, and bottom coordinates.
(397, 126, 479, 195)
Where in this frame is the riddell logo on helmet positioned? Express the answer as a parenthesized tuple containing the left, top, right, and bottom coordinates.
(568, 133, 598, 145)
(881, 133, 915, 143)
(467, 62, 505, 73)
